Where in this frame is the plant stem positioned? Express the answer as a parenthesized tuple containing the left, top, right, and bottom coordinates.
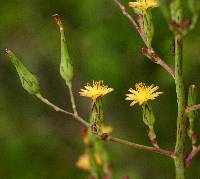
(185, 145, 200, 167)
(108, 136, 175, 158)
(68, 83, 78, 116)
(174, 34, 186, 179)
(35, 93, 174, 159)
(173, 0, 187, 177)
(36, 93, 89, 127)
(112, 0, 175, 78)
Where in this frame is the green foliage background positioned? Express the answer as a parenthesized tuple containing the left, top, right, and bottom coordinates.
(0, 0, 200, 178)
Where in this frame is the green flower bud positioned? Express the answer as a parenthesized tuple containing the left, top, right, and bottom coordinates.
(188, 84, 198, 119)
(53, 14, 74, 86)
(187, 84, 198, 145)
(5, 49, 40, 95)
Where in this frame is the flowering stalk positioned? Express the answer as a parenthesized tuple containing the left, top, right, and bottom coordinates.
(129, 0, 158, 49)
(125, 83, 162, 148)
(90, 99, 112, 178)
(170, 0, 187, 178)
(113, 0, 175, 79)
(79, 81, 113, 178)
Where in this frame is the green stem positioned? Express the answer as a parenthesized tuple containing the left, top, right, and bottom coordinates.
(35, 93, 89, 127)
(88, 134, 101, 179)
(171, 0, 187, 178)
(174, 34, 186, 179)
(68, 83, 78, 116)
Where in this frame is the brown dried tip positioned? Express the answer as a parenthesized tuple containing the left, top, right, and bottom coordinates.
(5, 48, 11, 54)
(52, 13, 64, 32)
(190, 84, 196, 89)
(5, 48, 12, 58)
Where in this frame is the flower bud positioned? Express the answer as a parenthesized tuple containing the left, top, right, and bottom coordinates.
(188, 84, 198, 119)
(5, 49, 40, 95)
(187, 84, 198, 145)
(53, 14, 74, 86)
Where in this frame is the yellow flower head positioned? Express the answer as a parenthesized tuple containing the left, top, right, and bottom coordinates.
(129, 0, 159, 10)
(79, 81, 114, 100)
(76, 154, 90, 171)
(76, 152, 102, 171)
(125, 82, 163, 106)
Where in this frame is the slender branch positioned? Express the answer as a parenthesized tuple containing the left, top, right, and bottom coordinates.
(68, 83, 78, 116)
(155, 55, 175, 79)
(112, 0, 175, 79)
(112, 0, 146, 43)
(108, 136, 175, 158)
(36, 93, 89, 127)
(185, 104, 200, 113)
(141, 48, 175, 78)
(35, 93, 174, 158)
(185, 145, 200, 167)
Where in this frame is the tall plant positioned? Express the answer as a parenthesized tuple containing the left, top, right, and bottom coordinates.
(5, 0, 200, 178)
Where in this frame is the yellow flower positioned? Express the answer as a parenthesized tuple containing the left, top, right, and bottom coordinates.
(76, 152, 102, 171)
(125, 82, 163, 106)
(76, 154, 91, 171)
(79, 81, 113, 100)
(129, 0, 159, 10)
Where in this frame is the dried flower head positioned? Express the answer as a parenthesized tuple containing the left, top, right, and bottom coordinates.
(79, 81, 113, 100)
(129, 0, 159, 10)
(125, 82, 163, 106)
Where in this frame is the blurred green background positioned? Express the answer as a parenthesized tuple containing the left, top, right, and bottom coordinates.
(0, 0, 200, 178)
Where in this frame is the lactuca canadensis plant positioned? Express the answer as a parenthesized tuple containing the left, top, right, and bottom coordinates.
(5, 0, 200, 178)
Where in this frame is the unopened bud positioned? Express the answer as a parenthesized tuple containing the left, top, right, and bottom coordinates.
(53, 14, 74, 86)
(5, 49, 40, 95)
(188, 84, 197, 119)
